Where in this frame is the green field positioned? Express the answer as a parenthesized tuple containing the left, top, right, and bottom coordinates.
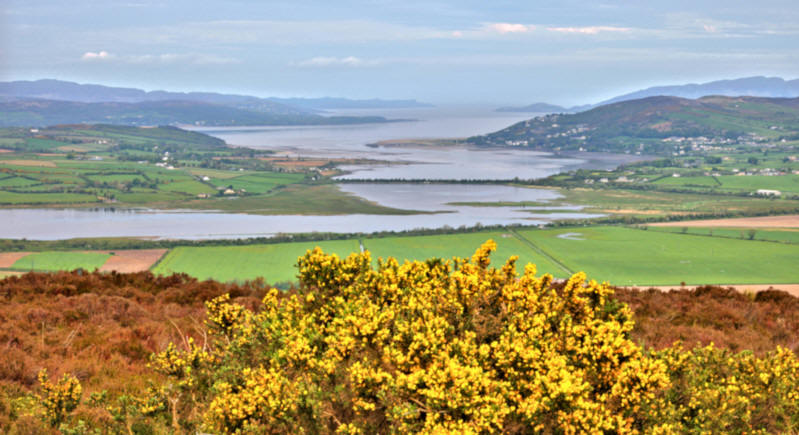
(151, 239, 361, 284)
(654, 175, 799, 194)
(362, 231, 568, 277)
(209, 172, 306, 194)
(515, 226, 799, 286)
(650, 226, 799, 244)
(10, 251, 111, 272)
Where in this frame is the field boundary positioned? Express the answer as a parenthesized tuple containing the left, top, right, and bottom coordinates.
(508, 229, 573, 276)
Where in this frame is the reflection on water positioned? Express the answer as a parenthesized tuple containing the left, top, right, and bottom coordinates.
(0, 184, 602, 240)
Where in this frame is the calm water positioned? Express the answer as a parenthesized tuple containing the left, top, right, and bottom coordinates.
(5, 107, 626, 239)
(197, 106, 639, 180)
(0, 184, 602, 240)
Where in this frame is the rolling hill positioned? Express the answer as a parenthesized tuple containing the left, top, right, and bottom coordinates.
(0, 98, 396, 127)
(500, 76, 799, 115)
(472, 95, 799, 154)
(0, 79, 431, 111)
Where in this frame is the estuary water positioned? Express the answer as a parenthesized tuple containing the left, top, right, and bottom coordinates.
(0, 184, 602, 240)
(2, 106, 630, 239)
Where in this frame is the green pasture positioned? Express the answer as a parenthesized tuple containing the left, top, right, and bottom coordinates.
(0, 191, 99, 205)
(0, 176, 37, 188)
(151, 239, 361, 284)
(650, 226, 799, 244)
(86, 173, 144, 184)
(10, 251, 111, 272)
(210, 172, 305, 194)
(362, 231, 567, 278)
(653, 175, 799, 194)
(159, 180, 217, 195)
(515, 226, 799, 286)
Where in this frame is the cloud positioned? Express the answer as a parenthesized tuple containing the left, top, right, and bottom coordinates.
(292, 56, 381, 68)
(484, 23, 535, 34)
(125, 53, 239, 65)
(547, 26, 632, 35)
(80, 51, 237, 65)
(81, 51, 112, 60)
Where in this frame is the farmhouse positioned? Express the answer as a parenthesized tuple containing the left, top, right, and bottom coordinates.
(755, 189, 781, 196)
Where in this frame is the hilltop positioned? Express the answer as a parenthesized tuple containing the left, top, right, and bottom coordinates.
(0, 79, 431, 112)
(472, 95, 799, 154)
(499, 76, 799, 114)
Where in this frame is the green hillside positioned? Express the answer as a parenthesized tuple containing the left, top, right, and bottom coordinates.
(470, 95, 799, 154)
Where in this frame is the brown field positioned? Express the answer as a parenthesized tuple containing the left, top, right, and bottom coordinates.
(650, 214, 799, 228)
(57, 145, 89, 152)
(0, 149, 13, 153)
(623, 284, 799, 298)
(0, 252, 31, 268)
(0, 159, 57, 167)
(98, 249, 167, 273)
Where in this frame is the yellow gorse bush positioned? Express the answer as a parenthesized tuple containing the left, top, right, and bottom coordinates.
(138, 241, 799, 434)
(37, 369, 82, 427)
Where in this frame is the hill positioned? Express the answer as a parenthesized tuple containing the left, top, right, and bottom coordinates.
(495, 102, 567, 113)
(470, 95, 799, 154)
(0, 98, 396, 127)
(501, 76, 799, 115)
(595, 76, 799, 108)
(0, 79, 431, 111)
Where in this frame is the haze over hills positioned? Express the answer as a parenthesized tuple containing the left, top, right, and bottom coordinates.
(0, 79, 432, 113)
(496, 102, 567, 113)
(0, 98, 395, 128)
(499, 76, 799, 114)
(474, 94, 799, 154)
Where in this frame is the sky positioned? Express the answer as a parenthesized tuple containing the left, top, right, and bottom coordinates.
(1, 0, 798, 105)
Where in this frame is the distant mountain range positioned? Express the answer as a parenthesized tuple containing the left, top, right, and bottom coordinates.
(0, 99, 397, 128)
(0, 79, 432, 111)
(0, 79, 430, 127)
(496, 102, 567, 113)
(498, 76, 799, 114)
(475, 95, 799, 154)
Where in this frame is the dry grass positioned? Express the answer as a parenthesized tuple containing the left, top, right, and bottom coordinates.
(0, 160, 57, 167)
(650, 215, 799, 228)
(616, 285, 799, 353)
(0, 252, 31, 268)
(98, 249, 167, 273)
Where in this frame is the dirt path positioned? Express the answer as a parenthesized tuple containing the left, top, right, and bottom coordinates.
(0, 252, 31, 268)
(621, 284, 799, 298)
(98, 249, 168, 273)
(650, 215, 799, 228)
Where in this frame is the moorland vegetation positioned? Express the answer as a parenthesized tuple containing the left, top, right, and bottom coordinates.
(2, 243, 799, 433)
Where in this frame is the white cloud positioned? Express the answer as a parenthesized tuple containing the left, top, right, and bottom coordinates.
(484, 23, 535, 34)
(80, 51, 237, 65)
(547, 26, 632, 35)
(81, 50, 112, 60)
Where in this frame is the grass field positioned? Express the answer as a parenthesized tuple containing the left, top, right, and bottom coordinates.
(362, 231, 568, 277)
(650, 226, 799, 244)
(10, 251, 111, 272)
(557, 187, 799, 217)
(515, 226, 799, 286)
(654, 175, 799, 194)
(151, 239, 360, 284)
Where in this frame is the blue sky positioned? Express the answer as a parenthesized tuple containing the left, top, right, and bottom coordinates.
(1, 0, 798, 105)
